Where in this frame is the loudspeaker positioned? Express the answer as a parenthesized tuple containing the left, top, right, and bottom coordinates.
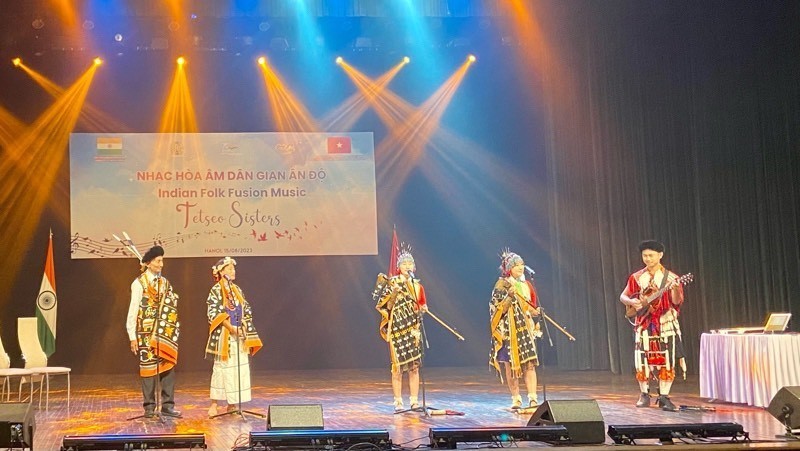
(0, 402, 35, 448)
(267, 404, 324, 430)
(768, 386, 800, 429)
(527, 399, 605, 444)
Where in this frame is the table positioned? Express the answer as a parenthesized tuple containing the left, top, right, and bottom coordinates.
(700, 332, 800, 407)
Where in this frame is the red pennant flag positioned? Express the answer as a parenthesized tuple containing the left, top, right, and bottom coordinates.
(388, 227, 399, 277)
(327, 136, 352, 154)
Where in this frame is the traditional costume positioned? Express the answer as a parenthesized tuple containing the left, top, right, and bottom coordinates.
(205, 257, 262, 409)
(373, 245, 427, 411)
(626, 264, 684, 406)
(125, 245, 181, 417)
(489, 250, 540, 408)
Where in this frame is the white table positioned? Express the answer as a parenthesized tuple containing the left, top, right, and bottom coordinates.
(700, 332, 800, 407)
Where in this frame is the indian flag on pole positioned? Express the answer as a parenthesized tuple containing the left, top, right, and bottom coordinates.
(36, 230, 57, 358)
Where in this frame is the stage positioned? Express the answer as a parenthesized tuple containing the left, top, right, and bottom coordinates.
(18, 367, 800, 450)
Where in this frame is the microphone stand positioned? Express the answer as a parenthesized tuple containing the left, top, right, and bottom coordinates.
(211, 277, 264, 420)
(128, 274, 165, 423)
(520, 269, 576, 410)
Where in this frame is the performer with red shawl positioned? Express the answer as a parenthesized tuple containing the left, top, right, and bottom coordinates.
(373, 245, 428, 412)
(489, 250, 541, 409)
(619, 240, 685, 411)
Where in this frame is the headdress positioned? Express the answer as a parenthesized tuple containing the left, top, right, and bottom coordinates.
(396, 243, 415, 269)
(141, 245, 164, 264)
(499, 248, 524, 276)
(212, 256, 237, 278)
(112, 231, 147, 269)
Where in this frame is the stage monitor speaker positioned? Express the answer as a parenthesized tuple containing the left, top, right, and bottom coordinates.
(768, 386, 800, 429)
(0, 402, 35, 449)
(527, 399, 605, 444)
(267, 404, 324, 431)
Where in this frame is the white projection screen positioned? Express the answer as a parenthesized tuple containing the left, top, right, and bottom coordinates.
(69, 132, 377, 258)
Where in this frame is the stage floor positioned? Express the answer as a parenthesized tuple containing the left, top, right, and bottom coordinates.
(18, 367, 800, 450)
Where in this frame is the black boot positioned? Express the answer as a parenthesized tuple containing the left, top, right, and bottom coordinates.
(635, 392, 651, 408)
(657, 395, 677, 411)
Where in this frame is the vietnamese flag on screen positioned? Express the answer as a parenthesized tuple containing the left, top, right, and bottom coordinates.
(327, 136, 352, 154)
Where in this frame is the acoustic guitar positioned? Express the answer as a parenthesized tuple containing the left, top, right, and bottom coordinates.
(625, 273, 694, 325)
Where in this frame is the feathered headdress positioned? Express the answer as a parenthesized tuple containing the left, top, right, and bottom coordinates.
(112, 232, 152, 270)
(499, 248, 524, 276)
(397, 242, 415, 270)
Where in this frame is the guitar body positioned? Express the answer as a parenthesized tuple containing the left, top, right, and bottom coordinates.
(623, 273, 694, 325)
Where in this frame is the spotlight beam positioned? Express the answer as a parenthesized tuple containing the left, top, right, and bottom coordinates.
(0, 64, 99, 309)
(322, 60, 407, 131)
(14, 59, 130, 132)
(257, 63, 318, 132)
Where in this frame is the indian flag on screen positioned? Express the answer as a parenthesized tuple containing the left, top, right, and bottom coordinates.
(36, 230, 57, 358)
(95, 136, 124, 161)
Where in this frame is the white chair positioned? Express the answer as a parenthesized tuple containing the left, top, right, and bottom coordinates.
(0, 334, 34, 402)
(17, 317, 71, 412)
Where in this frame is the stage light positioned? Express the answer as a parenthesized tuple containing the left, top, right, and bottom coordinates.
(403, 56, 411, 64)
(82, 20, 95, 31)
(467, 54, 477, 63)
(607, 423, 748, 445)
(114, 34, 123, 42)
(429, 426, 570, 449)
(32, 18, 45, 30)
(335, 56, 343, 65)
(257, 56, 267, 66)
(249, 429, 391, 449)
(12, 58, 22, 67)
(93, 57, 102, 66)
(61, 434, 206, 450)
(176, 56, 186, 66)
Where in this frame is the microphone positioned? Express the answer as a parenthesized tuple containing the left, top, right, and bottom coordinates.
(524, 265, 536, 275)
(408, 271, 417, 280)
(223, 274, 231, 281)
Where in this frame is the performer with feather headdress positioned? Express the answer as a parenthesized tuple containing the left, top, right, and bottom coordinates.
(373, 244, 428, 412)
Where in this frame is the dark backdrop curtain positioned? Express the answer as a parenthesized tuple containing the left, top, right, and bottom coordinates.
(541, 1, 800, 373)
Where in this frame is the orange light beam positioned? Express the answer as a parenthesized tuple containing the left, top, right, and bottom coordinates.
(50, 0, 78, 28)
(337, 62, 412, 129)
(321, 60, 406, 132)
(158, 63, 198, 133)
(0, 106, 25, 148)
(257, 63, 319, 132)
(333, 59, 474, 212)
(376, 60, 472, 189)
(152, 60, 203, 173)
(0, 64, 99, 303)
(15, 60, 131, 133)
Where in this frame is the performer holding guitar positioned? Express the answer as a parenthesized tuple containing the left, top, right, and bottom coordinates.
(619, 240, 692, 411)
